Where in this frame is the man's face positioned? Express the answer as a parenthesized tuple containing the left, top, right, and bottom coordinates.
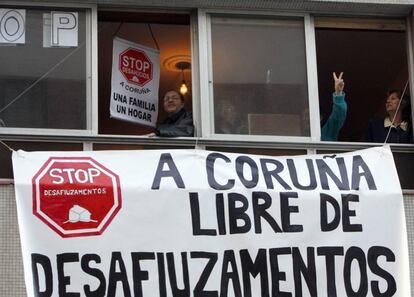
(163, 91, 184, 115)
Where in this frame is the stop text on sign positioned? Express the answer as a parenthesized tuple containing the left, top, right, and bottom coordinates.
(49, 168, 101, 184)
(122, 56, 151, 72)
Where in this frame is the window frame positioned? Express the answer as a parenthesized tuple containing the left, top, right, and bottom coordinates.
(408, 13, 414, 138)
(314, 15, 413, 144)
(198, 9, 320, 142)
(95, 7, 197, 137)
(1, 5, 411, 145)
(0, 1, 97, 136)
(0, 5, 413, 182)
(198, 8, 414, 146)
(312, 15, 414, 146)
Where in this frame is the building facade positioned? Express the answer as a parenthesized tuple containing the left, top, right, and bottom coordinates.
(0, 0, 414, 296)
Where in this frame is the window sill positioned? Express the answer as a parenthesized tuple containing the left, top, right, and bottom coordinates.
(0, 132, 413, 152)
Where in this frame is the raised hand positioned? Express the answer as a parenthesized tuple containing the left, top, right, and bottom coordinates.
(333, 72, 345, 95)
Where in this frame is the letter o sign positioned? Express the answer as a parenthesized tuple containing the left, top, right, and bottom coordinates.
(0, 9, 25, 43)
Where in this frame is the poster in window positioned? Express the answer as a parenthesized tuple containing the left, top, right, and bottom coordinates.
(110, 37, 160, 128)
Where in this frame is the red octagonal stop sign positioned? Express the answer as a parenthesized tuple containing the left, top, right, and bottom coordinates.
(119, 48, 153, 86)
(32, 157, 122, 238)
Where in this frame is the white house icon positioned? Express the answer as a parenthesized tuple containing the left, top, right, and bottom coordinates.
(64, 205, 97, 223)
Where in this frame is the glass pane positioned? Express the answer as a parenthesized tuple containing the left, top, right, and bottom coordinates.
(393, 152, 414, 190)
(211, 16, 309, 136)
(0, 142, 83, 179)
(0, 8, 87, 129)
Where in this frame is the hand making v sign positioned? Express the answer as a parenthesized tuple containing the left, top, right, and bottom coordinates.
(333, 72, 345, 95)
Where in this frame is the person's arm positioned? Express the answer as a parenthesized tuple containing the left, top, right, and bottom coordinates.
(321, 72, 347, 141)
(155, 112, 194, 137)
(321, 93, 347, 141)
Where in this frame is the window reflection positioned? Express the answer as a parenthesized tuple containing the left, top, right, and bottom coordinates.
(211, 16, 309, 136)
(0, 8, 87, 129)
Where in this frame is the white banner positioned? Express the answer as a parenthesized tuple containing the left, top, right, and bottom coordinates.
(110, 37, 160, 127)
(12, 146, 410, 297)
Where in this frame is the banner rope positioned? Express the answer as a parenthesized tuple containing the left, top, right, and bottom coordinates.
(0, 140, 14, 152)
(147, 24, 160, 51)
(113, 22, 123, 37)
(383, 79, 409, 145)
(195, 136, 199, 149)
(194, 125, 203, 150)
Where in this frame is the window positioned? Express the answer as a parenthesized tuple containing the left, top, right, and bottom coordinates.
(0, 141, 83, 179)
(0, 7, 89, 130)
(210, 15, 309, 137)
(315, 17, 409, 142)
(98, 11, 193, 136)
(393, 152, 414, 189)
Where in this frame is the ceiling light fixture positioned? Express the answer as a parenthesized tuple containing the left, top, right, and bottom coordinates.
(175, 61, 191, 96)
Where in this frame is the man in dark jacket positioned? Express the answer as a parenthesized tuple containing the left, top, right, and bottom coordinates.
(147, 90, 194, 137)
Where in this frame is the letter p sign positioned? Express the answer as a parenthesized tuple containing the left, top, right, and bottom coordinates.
(51, 12, 78, 47)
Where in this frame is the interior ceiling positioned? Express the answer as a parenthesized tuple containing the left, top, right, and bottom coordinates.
(99, 11, 192, 94)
